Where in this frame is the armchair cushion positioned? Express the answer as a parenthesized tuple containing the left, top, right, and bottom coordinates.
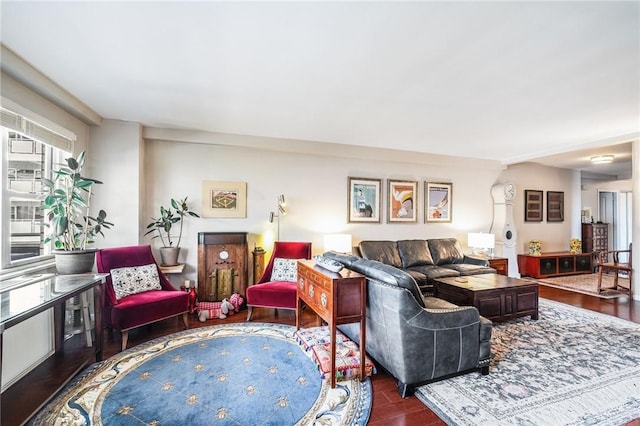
(245, 281, 298, 308)
(111, 264, 162, 300)
(111, 289, 189, 331)
(270, 258, 300, 282)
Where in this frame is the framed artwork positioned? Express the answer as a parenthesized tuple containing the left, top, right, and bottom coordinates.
(547, 191, 564, 222)
(201, 181, 247, 218)
(387, 179, 418, 223)
(348, 177, 382, 223)
(524, 190, 543, 222)
(425, 182, 452, 223)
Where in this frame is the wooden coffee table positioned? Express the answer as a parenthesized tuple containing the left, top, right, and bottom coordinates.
(434, 274, 539, 322)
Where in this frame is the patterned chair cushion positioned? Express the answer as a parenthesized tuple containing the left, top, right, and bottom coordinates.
(270, 258, 300, 282)
(110, 264, 162, 300)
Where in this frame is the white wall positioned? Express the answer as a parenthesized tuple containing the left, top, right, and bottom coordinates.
(143, 138, 506, 284)
(500, 162, 581, 254)
(89, 120, 144, 248)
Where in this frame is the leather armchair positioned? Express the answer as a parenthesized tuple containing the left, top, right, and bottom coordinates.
(246, 241, 312, 321)
(96, 245, 189, 350)
(324, 251, 492, 397)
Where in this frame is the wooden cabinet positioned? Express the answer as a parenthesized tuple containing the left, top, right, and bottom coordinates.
(197, 232, 248, 300)
(582, 223, 608, 253)
(296, 259, 366, 388)
(488, 257, 508, 276)
(517, 252, 592, 279)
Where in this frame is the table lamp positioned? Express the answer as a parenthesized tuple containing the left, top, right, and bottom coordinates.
(468, 232, 495, 258)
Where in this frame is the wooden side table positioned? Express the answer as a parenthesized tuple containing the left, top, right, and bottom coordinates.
(487, 257, 508, 276)
(252, 246, 265, 284)
(296, 259, 366, 388)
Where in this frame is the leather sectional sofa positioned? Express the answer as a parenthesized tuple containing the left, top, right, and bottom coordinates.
(323, 251, 492, 397)
(357, 238, 496, 294)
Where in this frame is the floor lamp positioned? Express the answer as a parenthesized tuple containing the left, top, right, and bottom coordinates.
(269, 194, 287, 241)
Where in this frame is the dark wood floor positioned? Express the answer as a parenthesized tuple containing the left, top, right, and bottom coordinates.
(3, 285, 640, 426)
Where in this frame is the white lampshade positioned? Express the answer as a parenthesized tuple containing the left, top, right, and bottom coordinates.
(323, 234, 353, 254)
(468, 232, 495, 250)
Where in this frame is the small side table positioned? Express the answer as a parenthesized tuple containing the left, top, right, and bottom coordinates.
(159, 263, 185, 274)
(296, 259, 367, 388)
(252, 246, 265, 284)
(487, 257, 508, 276)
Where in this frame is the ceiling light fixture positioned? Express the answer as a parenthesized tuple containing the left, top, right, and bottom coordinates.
(590, 155, 614, 164)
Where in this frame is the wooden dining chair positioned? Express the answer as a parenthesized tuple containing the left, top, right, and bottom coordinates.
(596, 243, 632, 298)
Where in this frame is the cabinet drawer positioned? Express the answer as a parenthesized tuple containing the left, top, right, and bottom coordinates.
(575, 255, 592, 272)
(558, 257, 575, 273)
(539, 258, 557, 275)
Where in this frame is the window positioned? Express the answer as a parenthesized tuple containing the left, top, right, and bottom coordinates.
(1, 108, 72, 270)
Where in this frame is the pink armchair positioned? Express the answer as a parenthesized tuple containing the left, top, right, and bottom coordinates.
(246, 241, 312, 321)
(96, 245, 189, 351)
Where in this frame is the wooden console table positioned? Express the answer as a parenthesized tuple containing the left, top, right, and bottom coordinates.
(296, 259, 366, 388)
(518, 252, 592, 278)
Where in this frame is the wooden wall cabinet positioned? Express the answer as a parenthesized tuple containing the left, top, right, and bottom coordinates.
(582, 223, 608, 253)
(197, 232, 248, 300)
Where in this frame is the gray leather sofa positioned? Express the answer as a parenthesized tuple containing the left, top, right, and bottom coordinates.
(323, 251, 492, 398)
(357, 238, 495, 294)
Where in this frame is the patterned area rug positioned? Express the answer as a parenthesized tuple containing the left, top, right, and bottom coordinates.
(415, 299, 640, 426)
(537, 273, 630, 298)
(30, 323, 372, 425)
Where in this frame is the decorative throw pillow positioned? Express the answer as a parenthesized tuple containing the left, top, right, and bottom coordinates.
(270, 258, 300, 282)
(111, 263, 162, 300)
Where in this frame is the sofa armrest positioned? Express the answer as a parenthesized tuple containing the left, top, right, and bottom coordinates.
(463, 255, 489, 266)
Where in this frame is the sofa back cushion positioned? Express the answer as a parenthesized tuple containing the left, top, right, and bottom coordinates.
(358, 241, 402, 268)
(397, 240, 434, 268)
(428, 238, 465, 265)
(349, 258, 426, 308)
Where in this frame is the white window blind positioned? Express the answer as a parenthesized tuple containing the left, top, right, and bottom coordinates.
(1, 108, 73, 152)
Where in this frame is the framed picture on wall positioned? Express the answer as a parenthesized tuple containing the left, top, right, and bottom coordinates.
(425, 182, 452, 223)
(524, 190, 543, 222)
(547, 191, 564, 222)
(387, 179, 418, 223)
(348, 177, 382, 223)
(201, 181, 247, 218)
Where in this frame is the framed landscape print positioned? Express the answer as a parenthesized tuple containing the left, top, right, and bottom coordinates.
(201, 181, 247, 218)
(348, 177, 382, 223)
(524, 190, 543, 222)
(425, 182, 452, 223)
(387, 179, 418, 223)
(547, 191, 564, 222)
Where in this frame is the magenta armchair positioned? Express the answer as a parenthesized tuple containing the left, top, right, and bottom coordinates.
(246, 242, 312, 321)
(96, 245, 189, 351)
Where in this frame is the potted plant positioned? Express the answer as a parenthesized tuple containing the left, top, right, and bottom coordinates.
(42, 151, 114, 274)
(145, 197, 200, 266)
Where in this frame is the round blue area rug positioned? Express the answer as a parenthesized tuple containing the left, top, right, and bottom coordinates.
(30, 323, 372, 425)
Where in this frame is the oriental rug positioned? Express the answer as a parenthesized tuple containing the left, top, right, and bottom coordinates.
(537, 273, 630, 298)
(30, 323, 372, 425)
(415, 298, 640, 426)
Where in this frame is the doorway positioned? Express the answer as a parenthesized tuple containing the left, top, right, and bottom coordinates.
(599, 190, 633, 255)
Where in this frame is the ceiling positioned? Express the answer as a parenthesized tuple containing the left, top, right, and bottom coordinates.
(0, 1, 637, 178)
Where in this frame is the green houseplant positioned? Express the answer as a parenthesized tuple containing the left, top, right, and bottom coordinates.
(42, 151, 114, 274)
(145, 197, 200, 266)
